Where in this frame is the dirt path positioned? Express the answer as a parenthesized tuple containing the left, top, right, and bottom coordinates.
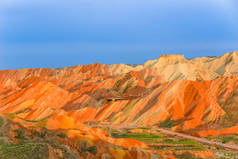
(156, 128, 238, 151)
(103, 124, 238, 151)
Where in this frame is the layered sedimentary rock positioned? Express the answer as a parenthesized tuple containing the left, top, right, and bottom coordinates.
(1, 51, 238, 158)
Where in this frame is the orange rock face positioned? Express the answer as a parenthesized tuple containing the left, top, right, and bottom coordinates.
(2, 52, 238, 158)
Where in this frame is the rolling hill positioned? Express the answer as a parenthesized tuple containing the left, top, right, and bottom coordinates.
(1, 52, 238, 158)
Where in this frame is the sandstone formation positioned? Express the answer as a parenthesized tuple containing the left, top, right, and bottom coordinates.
(1, 51, 238, 158)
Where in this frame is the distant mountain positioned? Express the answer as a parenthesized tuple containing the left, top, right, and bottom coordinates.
(1, 51, 238, 158)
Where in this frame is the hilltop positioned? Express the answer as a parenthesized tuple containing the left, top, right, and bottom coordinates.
(1, 52, 238, 158)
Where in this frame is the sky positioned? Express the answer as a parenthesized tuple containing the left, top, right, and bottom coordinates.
(0, 0, 238, 70)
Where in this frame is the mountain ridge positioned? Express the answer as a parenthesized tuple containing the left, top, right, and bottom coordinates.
(1, 51, 238, 158)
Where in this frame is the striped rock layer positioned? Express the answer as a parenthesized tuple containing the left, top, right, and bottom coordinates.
(1, 52, 238, 157)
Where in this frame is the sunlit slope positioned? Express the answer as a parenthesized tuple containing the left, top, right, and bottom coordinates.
(1, 52, 238, 137)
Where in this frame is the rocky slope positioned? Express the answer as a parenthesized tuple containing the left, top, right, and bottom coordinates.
(1, 51, 238, 158)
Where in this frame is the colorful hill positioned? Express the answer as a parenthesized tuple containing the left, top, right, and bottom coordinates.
(1, 52, 238, 158)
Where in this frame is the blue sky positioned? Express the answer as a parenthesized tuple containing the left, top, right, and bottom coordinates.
(0, 0, 238, 69)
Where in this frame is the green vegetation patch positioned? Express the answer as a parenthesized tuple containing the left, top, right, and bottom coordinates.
(151, 138, 206, 151)
(151, 144, 205, 151)
(138, 127, 151, 130)
(77, 141, 98, 157)
(162, 138, 198, 145)
(0, 116, 87, 159)
(2, 96, 8, 100)
(174, 152, 203, 159)
(5, 113, 16, 120)
(0, 143, 49, 159)
(161, 139, 206, 151)
(57, 132, 67, 138)
(110, 129, 206, 151)
(158, 119, 178, 128)
(205, 135, 238, 144)
(14, 129, 27, 141)
(0, 116, 4, 127)
(20, 114, 53, 128)
(110, 131, 167, 143)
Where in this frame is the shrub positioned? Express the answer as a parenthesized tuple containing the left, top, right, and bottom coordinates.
(57, 132, 67, 138)
(14, 129, 26, 141)
(0, 117, 4, 127)
(86, 146, 97, 155)
(77, 141, 97, 156)
(158, 119, 177, 128)
(5, 113, 16, 119)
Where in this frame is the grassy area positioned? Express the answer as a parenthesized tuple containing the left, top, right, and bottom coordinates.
(138, 127, 151, 130)
(151, 144, 205, 151)
(116, 132, 163, 139)
(162, 138, 198, 145)
(205, 135, 238, 144)
(110, 128, 207, 151)
(2, 96, 8, 100)
(14, 128, 27, 141)
(0, 115, 98, 159)
(0, 116, 4, 127)
(77, 141, 97, 157)
(13, 114, 54, 128)
(57, 132, 67, 138)
(150, 138, 206, 151)
(174, 152, 203, 159)
(20, 114, 52, 123)
(0, 143, 49, 159)
(111, 130, 167, 143)
(158, 119, 178, 128)
(5, 113, 16, 119)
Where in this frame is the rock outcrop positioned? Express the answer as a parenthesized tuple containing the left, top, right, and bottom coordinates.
(1, 51, 238, 158)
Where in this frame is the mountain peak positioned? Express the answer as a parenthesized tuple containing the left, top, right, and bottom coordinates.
(1, 51, 238, 158)
(160, 54, 185, 59)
